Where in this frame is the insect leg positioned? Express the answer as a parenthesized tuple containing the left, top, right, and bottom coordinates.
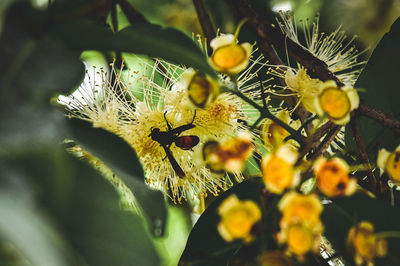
(164, 111, 172, 130)
(162, 146, 185, 178)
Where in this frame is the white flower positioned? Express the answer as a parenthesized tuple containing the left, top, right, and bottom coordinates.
(60, 59, 256, 202)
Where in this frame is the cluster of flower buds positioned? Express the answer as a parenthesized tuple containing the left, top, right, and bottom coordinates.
(277, 192, 323, 261)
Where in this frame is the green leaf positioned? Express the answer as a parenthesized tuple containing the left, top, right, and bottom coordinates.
(322, 194, 400, 266)
(67, 118, 167, 237)
(0, 2, 85, 110)
(62, 155, 161, 266)
(2, 147, 161, 266)
(179, 177, 265, 266)
(346, 18, 400, 161)
(50, 20, 216, 77)
(0, 170, 69, 266)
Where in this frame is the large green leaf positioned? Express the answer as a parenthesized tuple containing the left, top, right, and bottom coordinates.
(50, 20, 216, 77)
(322, 194, 400, 266)
(179, 177, 265, 266)
(1, 147, 161, 266)
(67, 118, 167, 236)
(0, 2, 85, 112)
(0, 169, 69, 266)
(346, 17, 400, 162)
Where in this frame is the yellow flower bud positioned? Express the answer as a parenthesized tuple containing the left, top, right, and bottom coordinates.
(261, 110, 300, 148)
(209, 34, 252, 75)
(314, 80, 360, 125)
(203, 133, 254, 173)
(286, 223, 316, 257)
(377, 145, 400, 184)
(278, 192, 323, 228)
(262, 144, 300, 194)
(347, 221, 388, 265)
(179, 68, 220, 108)
(314, 157, 357, 197)
(218, 195, 262, 243)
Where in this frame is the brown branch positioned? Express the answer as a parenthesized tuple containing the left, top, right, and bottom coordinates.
(117, 0, 148, 24)
(224, 0, 344, 85)
(308, 125, 342, 161)
(358, 104, 400, 133)
(192, 0, 215, 55)
(350, 118, 377, 193)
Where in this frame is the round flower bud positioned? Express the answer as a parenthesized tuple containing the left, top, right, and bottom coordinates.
(347, 221, 388, 265)
(179, 68, 220, 108)
(377, 145, 400, 185)
(314, 157, 357, 197)
(217, 194, 261, 243)
(314, 80, 360, 125)
(209, 34, 252, 75)
(262, 144, 300, 194)
(278, 192, 323, 228)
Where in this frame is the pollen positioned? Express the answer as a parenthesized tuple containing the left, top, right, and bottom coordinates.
(318, 87, 351, 119)
(217, 194, 261, 243)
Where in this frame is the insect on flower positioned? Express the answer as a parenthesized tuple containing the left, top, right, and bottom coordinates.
(149, 110, 200, 178)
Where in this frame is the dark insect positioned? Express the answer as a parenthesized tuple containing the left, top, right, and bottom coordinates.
(148, 111, 200, 178)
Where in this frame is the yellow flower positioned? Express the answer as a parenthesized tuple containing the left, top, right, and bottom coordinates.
(202, 132, 254, 173)
(281, 222, 321, 261)
(377, 145, 400, 185)
(278, 191, 323, 228)
(178, 68, 220, 108)
(257, 250, 292, 266)
(347, 221, 388, 266)
(209, 34, 252, 75)
(314, 80, 360, 125)
(261, 144, 300, 194)
(277, 192, 323, 261)
(217, 194, 261, 243)
(285, 68, 324, 114)
(314, 157, 357, 197)
(261, 110, 301, 148)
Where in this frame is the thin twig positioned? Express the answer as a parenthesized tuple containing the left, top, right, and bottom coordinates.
(308, 125, 342, 161)
(350, 118, 377, 193)
(192, 0, 215, 55)
(117, 0, 148, 23)
(358, 104, 400, 133)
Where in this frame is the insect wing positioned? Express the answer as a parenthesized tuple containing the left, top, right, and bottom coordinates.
(175, 135, 200, 150)
(162, 146, 186, 178)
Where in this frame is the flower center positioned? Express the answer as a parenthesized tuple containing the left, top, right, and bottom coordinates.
(212, 44, 247, 70)
(319, 87, 351, 119)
